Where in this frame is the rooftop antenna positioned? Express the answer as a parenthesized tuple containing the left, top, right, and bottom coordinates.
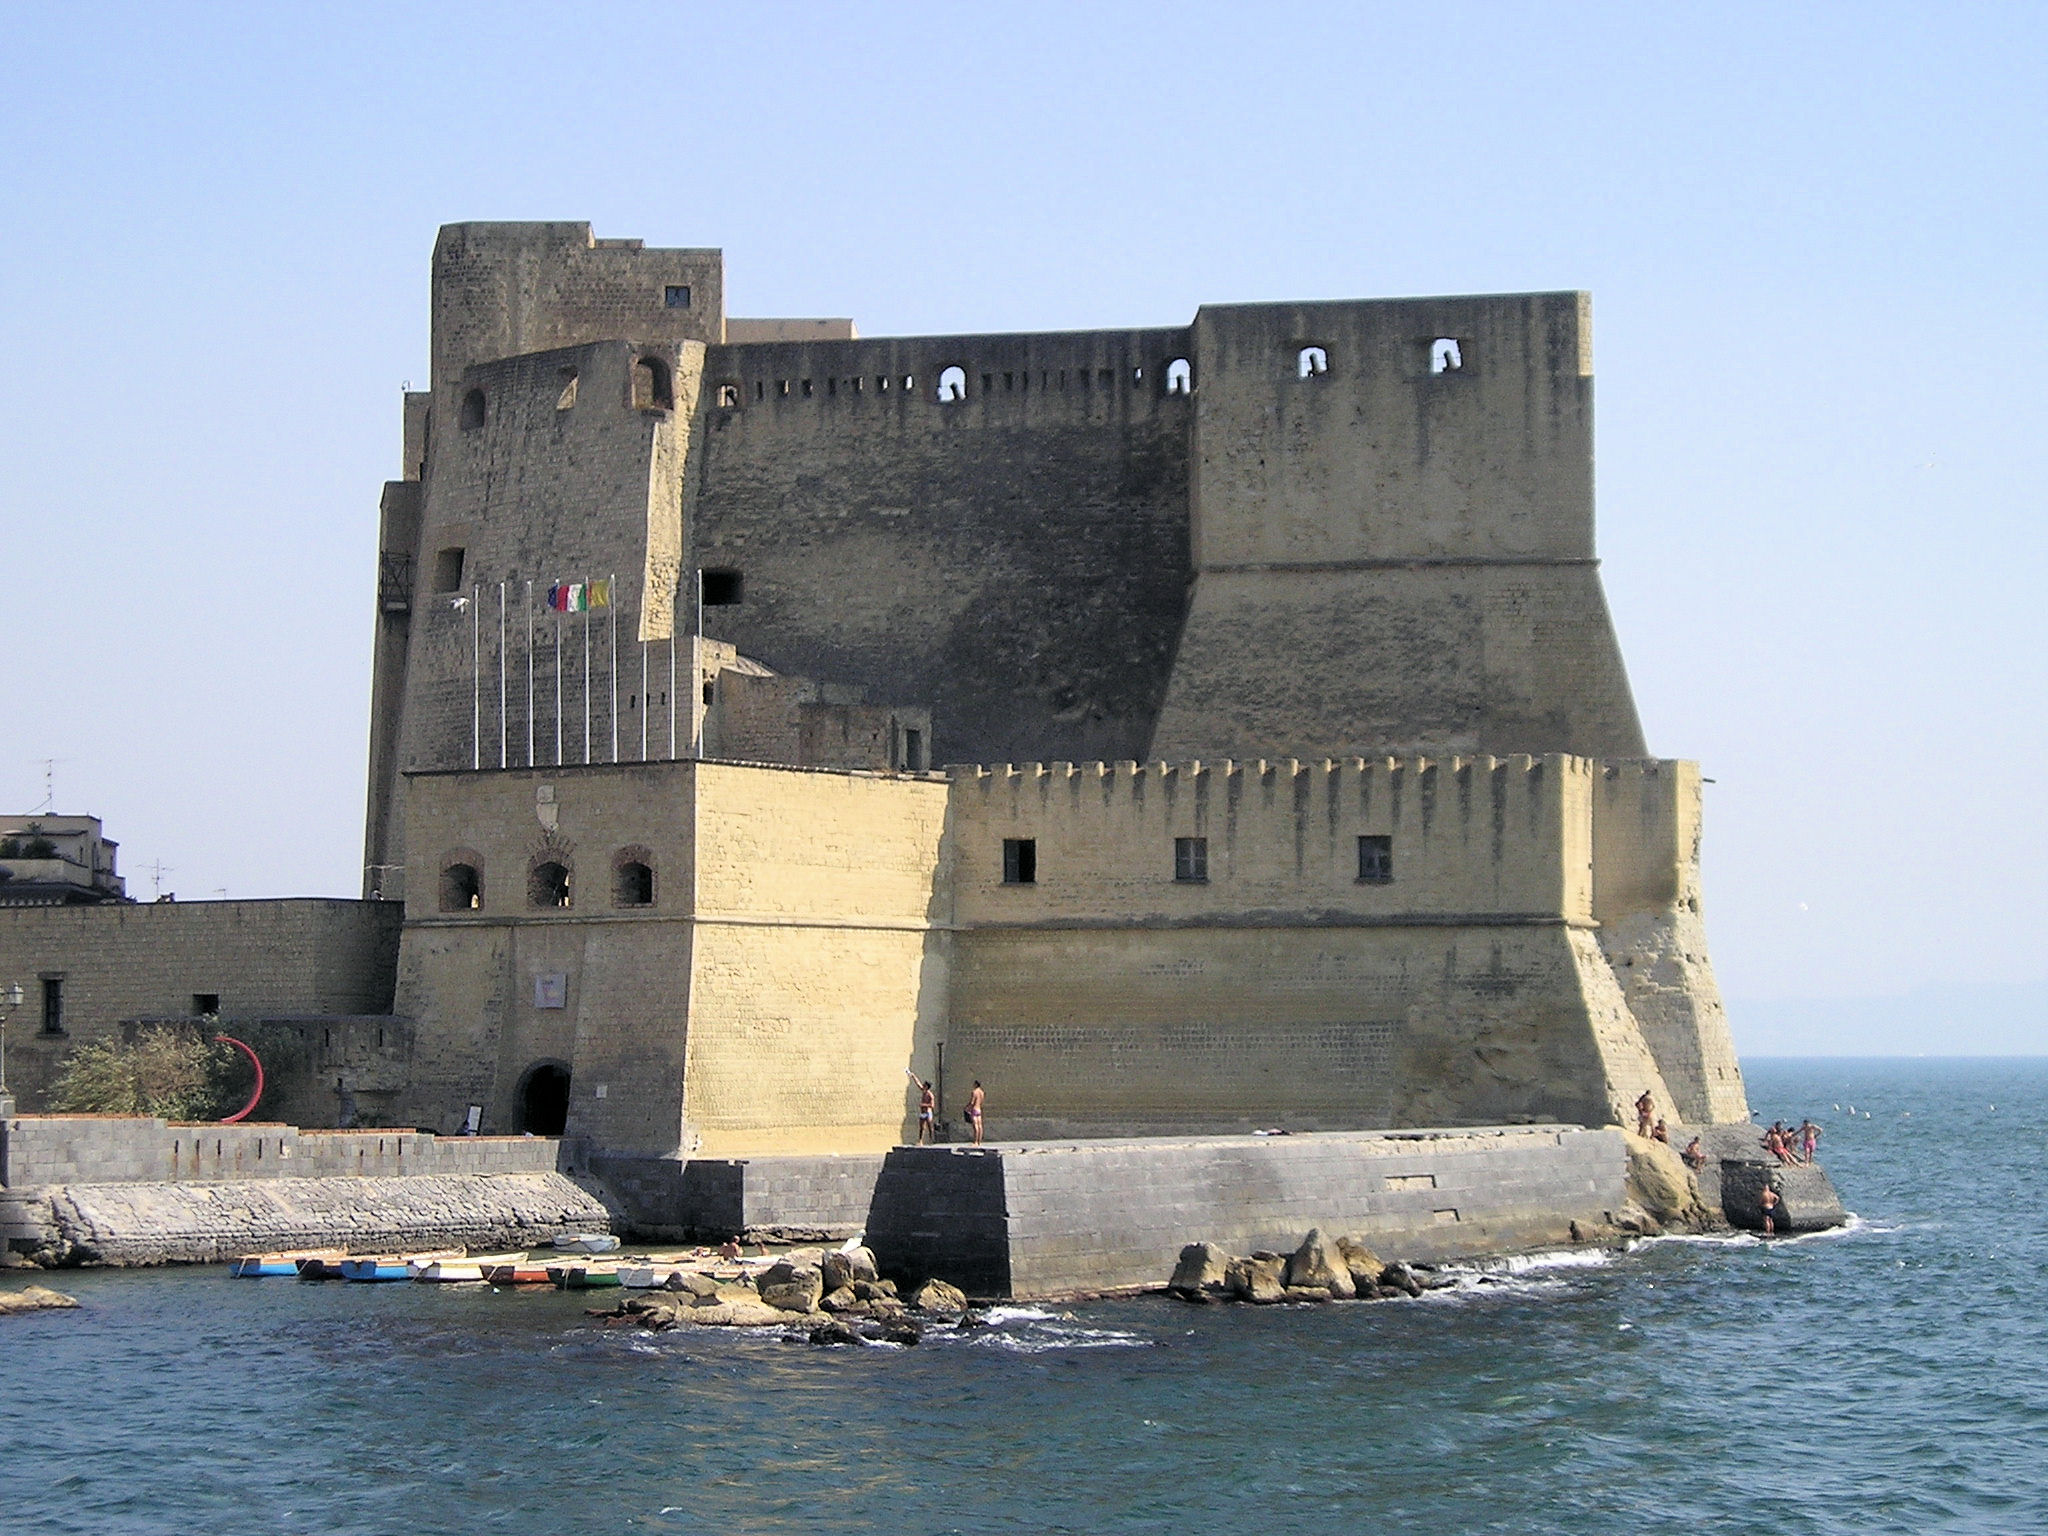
(34, 758, 66, 814)
(146, 859, 174, 901)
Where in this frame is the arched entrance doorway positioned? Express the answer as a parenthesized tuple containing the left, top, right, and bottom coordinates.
(516, 1061, 571, 1135)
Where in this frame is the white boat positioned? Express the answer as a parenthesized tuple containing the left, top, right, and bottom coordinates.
(549, 1232, 621, 1254)
(411, 1252, 526, 1282)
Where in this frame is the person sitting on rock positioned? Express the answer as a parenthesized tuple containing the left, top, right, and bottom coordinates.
(1651, 1118, 1670, 1144)
(1682, 1135, 1708, 1171)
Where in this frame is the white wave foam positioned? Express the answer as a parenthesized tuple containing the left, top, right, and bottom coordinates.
(977, 1305, 1060, 1324)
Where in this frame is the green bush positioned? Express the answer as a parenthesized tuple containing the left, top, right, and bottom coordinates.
(49, 1027, 233, 1120)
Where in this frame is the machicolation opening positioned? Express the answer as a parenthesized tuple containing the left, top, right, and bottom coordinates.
(528, 859, 572, 909)
(937, 366, 968, 403)
(614, 853, 654, 908)
(440, 860, 482, 912)
(1298, 346, 1329, 379)
(634, 355, 674, 411)
(1430, 337, 1465, 374)
(460, 388, 486, 429)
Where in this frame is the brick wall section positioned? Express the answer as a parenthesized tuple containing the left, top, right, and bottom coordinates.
(0, 900, 401, 1110)
(0, 1114, 558, 1186)
(865, 1126, 1629, 1299)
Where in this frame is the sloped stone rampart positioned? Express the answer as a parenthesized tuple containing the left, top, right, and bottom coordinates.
(5, 1172, 607, 1267)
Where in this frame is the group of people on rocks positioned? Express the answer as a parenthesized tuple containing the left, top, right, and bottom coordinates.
(1631, 1089, 1826, 1237)
(1762, 1119, 1820, 1166)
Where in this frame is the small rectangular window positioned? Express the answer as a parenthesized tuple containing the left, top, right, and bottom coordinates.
(700, 568, 743, 606)
(1002, 837, 1037, 885)
(40, 976, 63, 1034)
(1174, 836, 1208, 883)
(1358, 834, 1393, 884)
(664, 284, 691, 308)
(193, 993, 220, 1016)
(903, 727, 924, 771)
(433, 547, 465, 593)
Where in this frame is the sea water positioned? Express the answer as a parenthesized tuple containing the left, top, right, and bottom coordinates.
(2, 1058, 2044, 1535)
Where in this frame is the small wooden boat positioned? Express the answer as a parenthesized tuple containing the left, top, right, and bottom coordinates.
(340, 1249, 464, 1282)
(550, 1232, 621, 1254)
(231, 1248, 344, 1278)
(411, 1252, 525, 1283)
(481, 1260, 555, 1286)
(547, 1261, 624, 1289)
(296, 1254, 349, 1280)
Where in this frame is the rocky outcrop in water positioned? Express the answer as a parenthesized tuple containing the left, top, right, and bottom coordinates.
(1168, 1232, 1456, 1305)
(0, 1284, 79, 1315)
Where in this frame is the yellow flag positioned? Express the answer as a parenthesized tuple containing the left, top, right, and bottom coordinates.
(586, 578, 612, 609)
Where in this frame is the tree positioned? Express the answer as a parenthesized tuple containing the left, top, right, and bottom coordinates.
(49, 1027, 231, 1120)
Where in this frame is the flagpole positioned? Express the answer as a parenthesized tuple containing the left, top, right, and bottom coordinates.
(470, 584, 481, 771)
(609, 572, 619, 764)
(554, 594, 563, 767)
(524, 579, 535, 768)
(582, 598, 592, 766)
(669, 628, 678, 759)
(498, 582, 508, 769)
(640, 639, 649, 761)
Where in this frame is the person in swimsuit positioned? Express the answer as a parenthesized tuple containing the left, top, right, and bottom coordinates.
(1682, 1135, 1708, 1171)
(1759, 1182, 1781, 1236)
(909, 1073, 937, 1145)
(965, 1081, 985, 1146)
(1651, 1118, 1670, 1144)
(1799, 1119, 1820, 1163)
(1635, 1090, 1655, 1137)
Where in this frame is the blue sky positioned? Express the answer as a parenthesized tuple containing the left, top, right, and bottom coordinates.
(2, 4, 2042, 1050)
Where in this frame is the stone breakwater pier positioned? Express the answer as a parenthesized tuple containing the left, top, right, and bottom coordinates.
(0, 1109, 1840, 1292)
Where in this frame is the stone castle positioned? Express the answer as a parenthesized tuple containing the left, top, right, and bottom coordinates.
(0, 221, 1749, 1169)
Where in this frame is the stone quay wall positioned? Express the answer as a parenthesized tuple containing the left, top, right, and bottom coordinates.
(0, 1114, 559, 1189)
(1, 1172, 607, 1267)
(865, 1125, 1629, 1299)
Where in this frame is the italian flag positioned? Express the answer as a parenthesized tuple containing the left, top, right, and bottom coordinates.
(547, 579, 610, 612)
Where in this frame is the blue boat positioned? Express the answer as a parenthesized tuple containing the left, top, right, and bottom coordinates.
(340, 1249, 462, 1282)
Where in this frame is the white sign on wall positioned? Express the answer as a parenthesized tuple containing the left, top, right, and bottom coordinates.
(534, 973, 568, 1009)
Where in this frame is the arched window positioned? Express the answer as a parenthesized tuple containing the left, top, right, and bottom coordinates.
(717, 382, 741, 408)
(633, 355, 674, 411)
(936, 365, 968, 403)
(556, 368, 579, 410)
(439, 857, 483, 912)
(614, 849, 655, 908)
(1165, 358, 1193, 395)
(528, 859, 572, 909)
(1430, 337, 1464, 374)
(1297, 346, 1329, 379)
(460, 388, 487, 429)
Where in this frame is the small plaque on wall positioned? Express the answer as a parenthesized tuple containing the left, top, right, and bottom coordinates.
(534, 973, 568, 1009)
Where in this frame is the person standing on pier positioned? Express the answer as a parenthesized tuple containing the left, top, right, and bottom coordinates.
(965, 1081, 985, 1146)
(908, 1072, 937, 1146)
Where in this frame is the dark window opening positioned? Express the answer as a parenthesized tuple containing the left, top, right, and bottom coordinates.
(1298, 346, 1329, 379)
(1004, 371, 1014, 391)
(754, 380, 765, 401)
(518, 1062, 571, 1135)
(702, 680, 715, 705)
(1430, 337, 1464, 374)
(937, 365, 968, 403)
(529, 860, 572, 909)
(1174, 836, 1208, 883)
(192, 993, 220, 1017)
(441, 862, 482, 911)
(1358, 835, 1393, 884)
(664, 284, 692, 309)
(1002, 838, 1037, 885)
(432, 547, 466, 594)
(460, 388, 486, 430)
(902, 727, 924, 771)
(40, 976, 63, 1034)
(980, 372, 994, 395)
(717, 382, 741, 408)
(614, 860, 654, 907)
(801, 378, 813, 398)
(634, 355, 674, 411)
(826, 377, 836, 397)
(700, 568, 743, 606)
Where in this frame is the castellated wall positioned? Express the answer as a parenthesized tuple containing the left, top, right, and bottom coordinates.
(940, 756, 1700, 1138)
(689, 329, 1196, 767)
(392, 760, 949, 1157)
(1151, 294, 1644, 762)
(372, 337, 703, 902)
(0, 901, 402, 1110)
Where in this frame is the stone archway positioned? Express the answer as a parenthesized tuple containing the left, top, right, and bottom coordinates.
(516, 1060, 572, 1136)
